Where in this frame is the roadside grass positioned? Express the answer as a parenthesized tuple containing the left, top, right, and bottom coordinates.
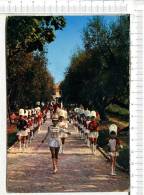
(8, 132, 17, 148)
(117, 145, 129, 172)
(106, 104, 129, 122)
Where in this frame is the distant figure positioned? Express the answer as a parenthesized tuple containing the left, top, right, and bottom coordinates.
(10, 112, 17, 124)
(35, 107, 42, 132)
(58, 115, 70, 153)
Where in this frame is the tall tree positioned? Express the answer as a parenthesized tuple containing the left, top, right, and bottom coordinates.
(7, 16, 66, 56)
(61, 16, 129, 119)
(7, 16, 66, 111)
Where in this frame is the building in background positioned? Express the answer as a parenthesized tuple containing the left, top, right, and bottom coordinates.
(53, 83, 61, 100)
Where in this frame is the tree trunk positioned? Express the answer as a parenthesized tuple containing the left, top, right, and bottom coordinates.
(98, 105, 108, 121)
(7, 98, 12, 125)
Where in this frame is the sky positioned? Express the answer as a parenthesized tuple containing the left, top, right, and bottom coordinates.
(46, 16, 117, 83)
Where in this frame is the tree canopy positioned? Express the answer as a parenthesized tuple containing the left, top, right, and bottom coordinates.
(61, 16, 129, 119)
(7, 16, 66, 55)
(7, 16, 66, 111)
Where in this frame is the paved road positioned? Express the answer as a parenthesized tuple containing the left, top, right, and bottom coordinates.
(7, 119, 129, 192)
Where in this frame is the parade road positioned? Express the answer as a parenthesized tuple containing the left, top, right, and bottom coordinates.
(7, 118, 129, 192)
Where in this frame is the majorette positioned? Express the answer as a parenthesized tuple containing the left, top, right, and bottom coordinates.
(16, 108, 28, 151)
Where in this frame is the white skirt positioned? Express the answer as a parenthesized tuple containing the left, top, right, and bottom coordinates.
(48, 138, 61, 148)
(17, 130, 28, 137)
(26, 128, 31, 133)
(30, 126, 34, 131)
(80, 125, 84, 132)
(88, 131, 99, 138)
(34, 124, 38, 128)
(109, 152, 119, 157)
(60, 132, 68, 138)
(85, 129, 90, 134)
(47, 111, 51, 119)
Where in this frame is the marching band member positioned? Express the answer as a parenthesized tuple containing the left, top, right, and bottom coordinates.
(85, 112, 91, 147)
(83, 113, 88, 143)
(108, 124, 120, 176)
(73, 110, 78, 133)
(35, 107, 42, 133)
(35, 107, 38, 128)
(49, 102, 54, 119)
(42, 114, 70, 174)
(16, 109, 28, 151)
(31, 108, 36, 136)
(63, 109, 68, 121)
(42, 105, 48, 123)
(77, 108, 82, 135)
(58, 109, 70, 154)
(75, 107, 80, 130)
(46, 106, 51, 120)
(10, 112, 17, 124)
(86, 116, 91, 147)
(88, 111, 99, 154)
(27, 110, 33, 143)
(24, 110, 31, 147)
(78, 109, 86, 142)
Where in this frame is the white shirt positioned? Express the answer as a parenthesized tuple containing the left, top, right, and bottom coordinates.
(47, 124, 69, 147)
(47, 126, 61, 147)
(58, 121, 69, 138)
(108, 138, 117, 152)
(58, 121, 68, 129)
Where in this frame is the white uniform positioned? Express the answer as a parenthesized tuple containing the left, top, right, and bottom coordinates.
(108, 138, 119, 157)
(58, 121, 69, 138)
(48, 125, 68, 147)
(48, 126, 61, 147)
(17, 130, 28, 137)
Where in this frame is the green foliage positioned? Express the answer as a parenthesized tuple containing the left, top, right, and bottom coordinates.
(106, 104, 129, 118)
(107, 104, 129, 115)
(117, 146, 129, 171)
(7, 16, 66, 55)
(97, 130, 109, 147)
(61, 16, 129, 119)
(7, 16, 66, 111)
(7, 52, 54, 110)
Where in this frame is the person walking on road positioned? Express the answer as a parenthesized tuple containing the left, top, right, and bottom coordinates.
(88, 111, 99, 154)
(108, 124, 120, 176)
(16, 109, 28, 151)
(41, 114, 70, 173)
(58, 115, 70, 153)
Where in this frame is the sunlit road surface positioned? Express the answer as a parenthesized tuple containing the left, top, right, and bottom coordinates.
(7, 118, 129, 192)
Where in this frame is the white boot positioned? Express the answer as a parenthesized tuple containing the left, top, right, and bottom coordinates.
(92, 144, 95, 154)
(87, 139, 90, 147)
(111, 167, 117, 176)
(60, 146, 63, 153)
(19, 141, 22, 151)
(23, 143, 26, 152)
(61, 145, 64, 154)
